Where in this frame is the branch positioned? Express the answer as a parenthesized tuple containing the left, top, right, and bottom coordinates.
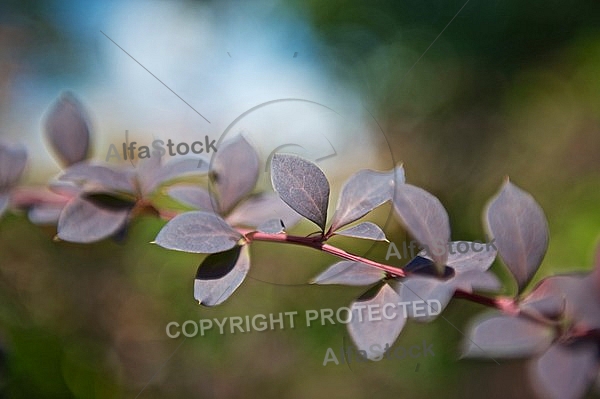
(10, 186, 71, 207)
(244, 231, 406, 277)
(243, 231, 525, 314)
(454, 290, 502, 309)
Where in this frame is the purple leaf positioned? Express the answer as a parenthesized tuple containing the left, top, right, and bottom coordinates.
(329, 166, 403, 231)
(139, 157, 209, 196)
(453, 270, 502, 293)
(225, 193, 302, 228)
(0, 142, 27, 190)
(154, 211, 241, 254)
(485, 180, 549, 292)
(48, 180, 81, 197)
(415, 241, 501, 293)
(43, 92, 91, 166)
(519, 295, 567, 319)
(434, 241, 497, 272)
(83, 192, 137, 210)
(194, 245, 250, 306)
(57, 196, 131, 243)
(520, 293, 566, 321)
(393, 184, 450, 270)
(347, 283, 406, 360)
(134, 155, 161, 196)
(403, 256, 449, 276)
(529, 342, 598, 399)
(271, 154, 330, 231)
(211, 135, 259, 213)
(28, 204, 64, 225)
(394, 276, 454, 321)
(168, 185, 215, 211)
(462, 314, 554, 358)
(256, 219, 285, 234)
(134, 152, 162, 182)
(311, 261, 385, 286)
(334, 222, 388, 241)
(526, 274, 600, 329)
(59, 163, 135, 194)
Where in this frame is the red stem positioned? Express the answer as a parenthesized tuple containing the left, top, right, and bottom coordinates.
(454, 290, 500, 309)
(10, 186, 71, 207)
(242, 230, 585, 331)
(244, 231, 406, 277)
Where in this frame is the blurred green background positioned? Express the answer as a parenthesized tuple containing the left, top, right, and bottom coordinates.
(1, 0, 599, 398)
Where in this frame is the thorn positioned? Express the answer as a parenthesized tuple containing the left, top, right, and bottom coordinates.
(415, 363, 420, 372)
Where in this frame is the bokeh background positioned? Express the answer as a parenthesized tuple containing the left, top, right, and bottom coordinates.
(1, 0, 599, 398)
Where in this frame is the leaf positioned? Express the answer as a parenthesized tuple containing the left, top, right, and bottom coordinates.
(271, 154, 330, 231)
(347, 283, 406, 360)
(211, 135, 259, 213)
(334, 222, 388, 241)
(139, 157, 209, 196)
(83, 192, 137, 211)
(225, 193, 302, 228)
(48, 180, 81, 197)
(485, 180, 549, 292)
(529, 342, 598, 399)
(59, 163, 135, 193)
(462, 313, 554, 358)
(453, 270, 502, 293)
(329, 166, 403, 231)
(57, 196, 131, 243)
(438, 241, 497, 272)
(392, 184, 450, 270)
(520, 295, 566, 321)
(415, 241, 501, 293)
(402, 255, 455, 277)
(168, 185, 215, 211)
(194, 245, 251, 306)
(43, 92, 91, 166)
(394, 276, 454, 322)
(133, 153, 162, 190)
(28, 204, 65, 225)
(526, 274, 600, 329)
(311, 261, 384, 286)
(403, 254, 501, 295)
(154, 211, 241, 254)
(256, 219, 285, 234)
(0, 142, 27, 190)
(521, 276, 570, 320)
